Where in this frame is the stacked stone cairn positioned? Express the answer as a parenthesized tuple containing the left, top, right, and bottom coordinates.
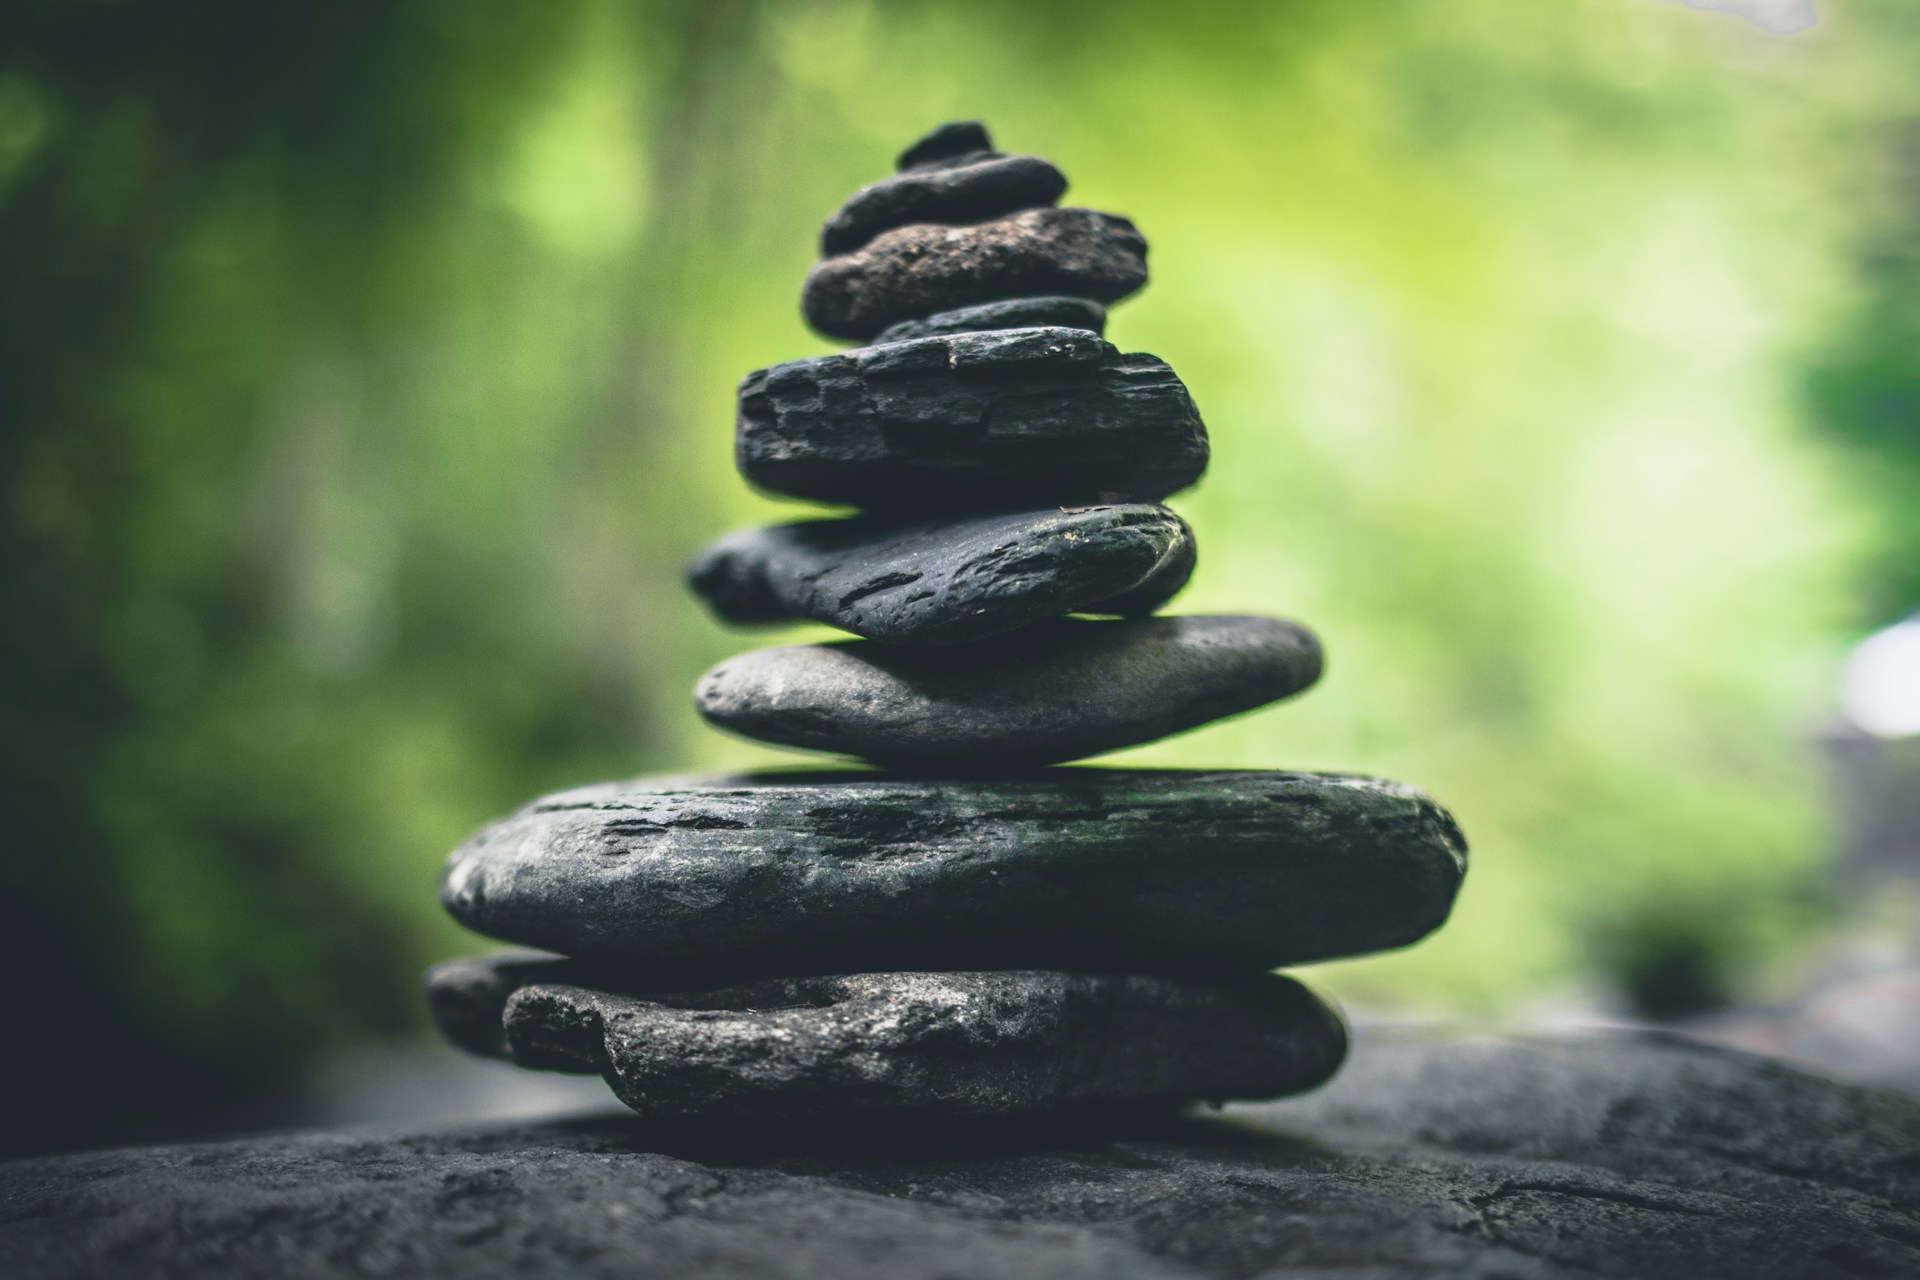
(426, 123, 1468, 1126)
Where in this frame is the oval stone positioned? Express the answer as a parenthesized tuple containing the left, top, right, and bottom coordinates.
(695, 615, 1320, 767)
(437, 768, 1467, 980)
(820, 153, 1068, 256)
(802, 207, 1148, 341)
(895, 120, 995, 170)
(687, 504, 1194, 644)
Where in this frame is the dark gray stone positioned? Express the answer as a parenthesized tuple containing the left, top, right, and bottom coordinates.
(821, 154, 1067, 256)
(736, 327, 1206, 508)
(7, 1032, 1916, 1280)
(874, 295, 1107, 343)
(896, 120, 994, 170)
(424, 949, 580, 1061)
(802, 208, 1148, 341)
(427, 958, 1349, 1121)
(429, 952, 598, 1071)
(686, 504, 1193, 644)
(695, 615, 1321, 766)
(438, 767, 1463, 980)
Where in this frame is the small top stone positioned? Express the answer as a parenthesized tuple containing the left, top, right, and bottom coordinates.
(897, 121, 994, 170)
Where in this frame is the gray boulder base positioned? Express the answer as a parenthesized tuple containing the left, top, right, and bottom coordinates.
(737, 327, 1206, 508)
(820, 153, 1067, 256)
(438, 767, 1464, 980)
(687, 504, 1193, 644)
(695, 615, 1321, 767)
(874, 295, 1106, 343)
(7, 1031, 1915, 1280)
(426, 957, 1349, 1121)
(802, 207, 1148, 341)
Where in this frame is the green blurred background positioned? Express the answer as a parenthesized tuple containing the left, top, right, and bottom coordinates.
(5, 0, 1920, 1155)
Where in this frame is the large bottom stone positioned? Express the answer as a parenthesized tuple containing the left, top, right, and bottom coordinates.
(439, 769, 1466, 981)
(6, 1031, 1914, 1280)
(695, 615, 1322, 766)
(425, 954, 1349, 1121)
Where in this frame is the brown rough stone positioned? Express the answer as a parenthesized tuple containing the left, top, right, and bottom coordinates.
(802, 207, 1148, 341)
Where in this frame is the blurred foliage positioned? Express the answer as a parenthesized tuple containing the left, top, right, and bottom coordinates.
(3, 0, 1919, 1153)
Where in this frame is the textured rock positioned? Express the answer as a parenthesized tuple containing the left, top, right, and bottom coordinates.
(427, 958, 1349, 1121)
(425, 949, 584, 1061)
(696, 615, 1320, 766)
(874, 295, 1106, 343)
(803, 208, 1148, 341)
(438, 767, 1463, 979)
(736, 327, 1206, 508)
(687, 504, 1193, 644)
(896, 120, 994, 170)
(821, 154, 1067, 256)
(7, 1032, 1916, 1280)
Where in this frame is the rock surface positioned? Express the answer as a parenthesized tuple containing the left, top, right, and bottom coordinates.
(874, 295, 1106, 343)
(687, 504, 1193, 644)
(803, 208, 1148, 341)
(427, 958, 1349, 1121)
(438, 767, 1463, 979)
(737, 327, 1205, 508)
(820, 153, 1067, 256)
(6, 1031, 1916, 1280)
(695, 615, 1321, 766)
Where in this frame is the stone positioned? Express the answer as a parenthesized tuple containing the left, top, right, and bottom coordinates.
(874, 295, 1106, 343)
(686, 504, 1193, 644)
(437, 767, 1463, 980)
(820, 154, 1068, 256)
(424, 949, 586, 1062)
(695, 615, 1321, 766)
(802, 207, 1148, 341)
(896, 120, 994, 170)
(7, 1032, 1916, 1279)
(427, 957, 1350, 1122)
(736, 327, 1206, 508)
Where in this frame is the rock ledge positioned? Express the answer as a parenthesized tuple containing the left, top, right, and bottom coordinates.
(4, 1031, 1914, 1280)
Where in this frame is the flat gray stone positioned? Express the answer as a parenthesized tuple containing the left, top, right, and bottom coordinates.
(802, 207, 1148, 341)
(874, 295, 1106, 343)
(686, 504, 1193, 644)
(696, 615, 1320, 766)
(438, 767, 1464, 980)
(737, 327, 1205, 508)
(7, 1032, 1915, 1280)
(426, 957, 1349, 1121)
(821, 153, 1067, 256)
